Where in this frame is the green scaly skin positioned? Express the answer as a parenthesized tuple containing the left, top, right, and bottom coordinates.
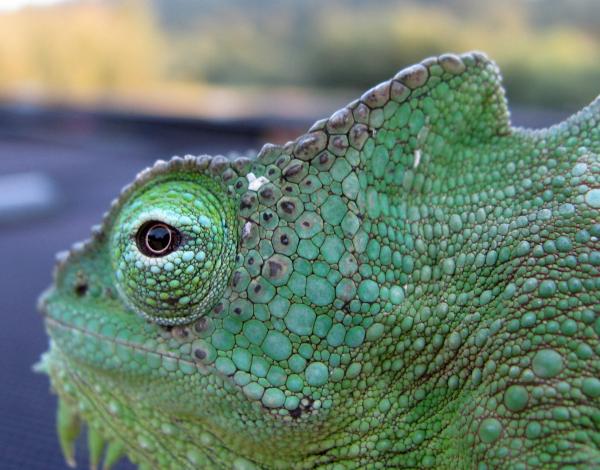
(36, 52, 600, 469)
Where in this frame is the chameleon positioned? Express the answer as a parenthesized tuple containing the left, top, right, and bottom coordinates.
(36, 51, 600, 469)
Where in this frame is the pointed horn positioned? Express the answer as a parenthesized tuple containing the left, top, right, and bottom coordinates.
(57, 399, 81, 468)
(102, 440, 125, 470)
(87, 427, 105, 470)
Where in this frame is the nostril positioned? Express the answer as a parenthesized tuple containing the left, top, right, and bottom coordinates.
(74, 282, 88, 297)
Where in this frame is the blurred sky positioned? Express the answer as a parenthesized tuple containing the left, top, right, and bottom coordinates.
(0, 0, 599, 118)
(0, 0, 67, 11)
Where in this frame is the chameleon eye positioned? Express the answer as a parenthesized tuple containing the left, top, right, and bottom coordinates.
(136, 221, 181, 257)
(110, 176, 238, 325)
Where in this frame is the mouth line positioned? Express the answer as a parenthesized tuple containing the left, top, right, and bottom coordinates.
(43, 315, 211, 376)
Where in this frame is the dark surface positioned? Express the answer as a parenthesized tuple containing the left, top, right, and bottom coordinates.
(0, 103, 571, 469)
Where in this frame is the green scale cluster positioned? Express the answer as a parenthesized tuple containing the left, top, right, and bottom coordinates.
(37, 52, 600, 469)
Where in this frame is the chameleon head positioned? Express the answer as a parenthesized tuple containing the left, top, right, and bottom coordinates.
(39, 53, 600, 469)
(39, 55, 510, 468)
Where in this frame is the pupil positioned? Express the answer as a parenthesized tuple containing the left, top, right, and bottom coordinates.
(136, 221, 180, 257)
(147, 225, 171, 253)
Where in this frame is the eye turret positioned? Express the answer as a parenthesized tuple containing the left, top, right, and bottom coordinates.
(110, 176, 238, 325)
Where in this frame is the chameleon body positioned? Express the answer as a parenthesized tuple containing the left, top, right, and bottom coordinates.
(37, 52, 600, 469)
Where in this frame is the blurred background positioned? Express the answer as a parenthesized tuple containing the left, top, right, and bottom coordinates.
(1, 0, 600, 113)
(0, 0, 598, 468)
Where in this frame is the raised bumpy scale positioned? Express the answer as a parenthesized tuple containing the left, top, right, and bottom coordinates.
(37, 52, 600, 469)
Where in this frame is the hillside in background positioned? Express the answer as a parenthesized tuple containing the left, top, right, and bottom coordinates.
(0, 0, 599, 113)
